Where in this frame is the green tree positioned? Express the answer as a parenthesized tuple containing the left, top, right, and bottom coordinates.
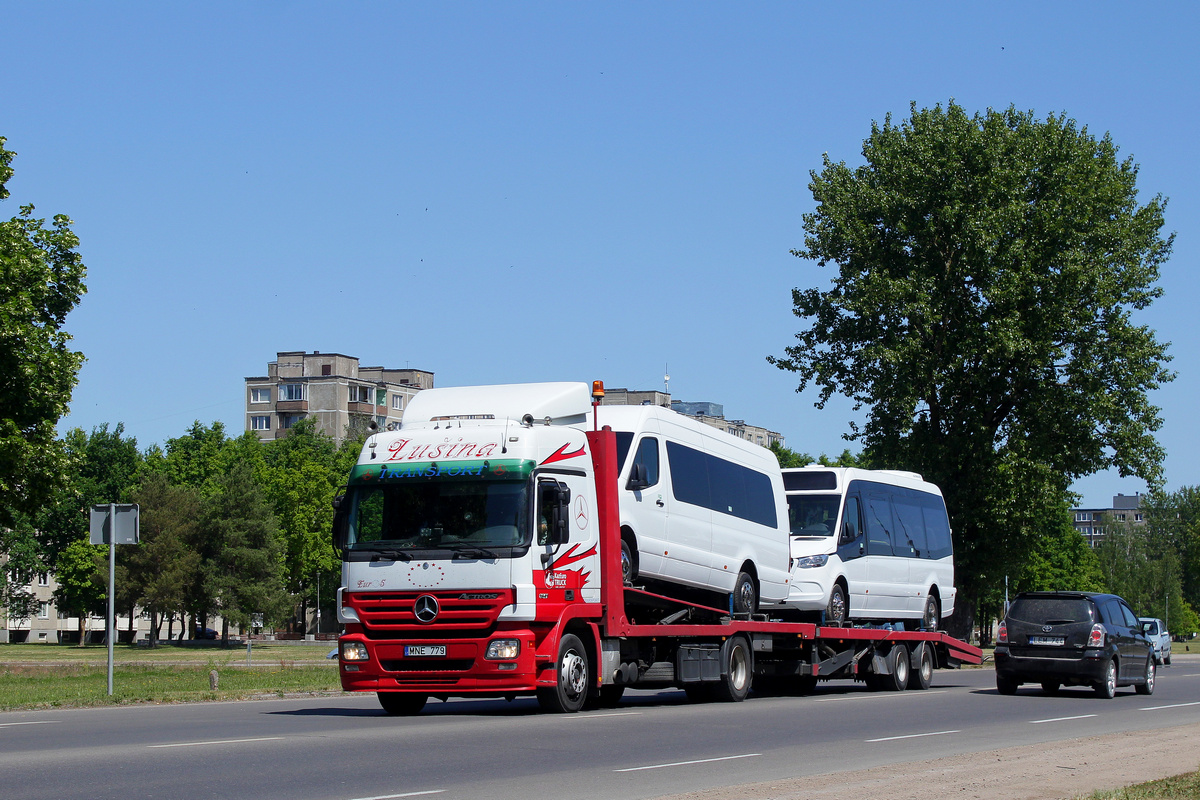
(127, 473, 203, 644)
(51, 537, 106, 645)
(1095, 518, 1198, 636)
(159, 421, 230, 492)
(261, 418, 341, 630)
(1015, 501, 1104, 594)
(0, 136, 88, 530)
(770, 101, 1173, 637)
(203, 461, 289, 637)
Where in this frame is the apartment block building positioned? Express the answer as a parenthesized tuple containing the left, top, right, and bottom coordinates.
(1072, 492, 1145, 548)
(245, 351, 433, 446)
(601, 389, 785, 449)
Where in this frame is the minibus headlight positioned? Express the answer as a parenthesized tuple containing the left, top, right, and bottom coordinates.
(486, 639, 521, 660)
(794, 554, 829, 569)
(341, 642, 370, 661)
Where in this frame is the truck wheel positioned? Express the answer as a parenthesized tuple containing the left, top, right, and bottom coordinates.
(377, 692, 427, 716)
(996, 675, 1019, 695)
(537, 633, 590, 713)
(732, 571, 757, 615)
(826, 583, 848, 626)
(1135, 658, 1156, 695)
(713, 635, 752, 702)
(912, 643, 934, 690)
(886, 643, 909, 691)
(922, 594, 940, 631)
(1094, 658, 1118, 699)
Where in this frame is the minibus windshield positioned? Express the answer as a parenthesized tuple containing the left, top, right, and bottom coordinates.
(787, 495, 840, 537)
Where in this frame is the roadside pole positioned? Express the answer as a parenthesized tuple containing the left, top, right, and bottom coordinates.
(89, 504, 139, 697)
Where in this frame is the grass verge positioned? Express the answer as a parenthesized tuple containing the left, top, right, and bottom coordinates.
(1077, 770, 1200, 799)
(0, 643, 342, 710)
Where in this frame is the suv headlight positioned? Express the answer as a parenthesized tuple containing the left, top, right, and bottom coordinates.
(486, 639, 520, 660)
(341, 641, 370, 661)
(794, 554, 829, 569)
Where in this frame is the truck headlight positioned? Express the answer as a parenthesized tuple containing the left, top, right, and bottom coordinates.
(341, 641, 370, 661)
(794, 554, 829, 569)
(485, 639, 520, 660)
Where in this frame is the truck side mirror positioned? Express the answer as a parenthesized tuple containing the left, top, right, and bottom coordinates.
(332, 493, 349, 551)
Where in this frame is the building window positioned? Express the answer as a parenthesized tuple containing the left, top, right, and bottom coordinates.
(38, 603, 50, 619)
(350, 385, 373, 404)
(280, 414, 304, 429)
(250, 388, 271, 403)
(37, 572, 49, 587)
(321, 364, 332, 376)
(281, 383, 305, 401)
(251, 416, 271, 431)
(1075, 512, 1087, 522)
(1135, 513, 1143, 522)
(376, 415, 387, 430)
(392, 394, 405, 410)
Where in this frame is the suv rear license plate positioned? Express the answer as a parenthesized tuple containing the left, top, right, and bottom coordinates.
(1029, 636, 1065, 646)
(404, 645, 446, 657)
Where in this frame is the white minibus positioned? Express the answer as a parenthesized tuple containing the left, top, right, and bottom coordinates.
(593, 405, 791, 614)
(783, 467, 955, 628)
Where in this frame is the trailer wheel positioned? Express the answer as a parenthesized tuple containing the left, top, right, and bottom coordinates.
(886, 643, 909, 691)
(713, 635, 752, 702)
(377, 692, 427, 716)
(538, 633, 590, 713)
(913, 643, 934, 690)
(732, 571, 757, 615)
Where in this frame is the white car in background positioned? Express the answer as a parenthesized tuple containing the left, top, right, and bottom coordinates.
(1139, 617, 1172, 665)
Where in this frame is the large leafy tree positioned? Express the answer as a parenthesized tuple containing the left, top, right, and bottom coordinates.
(770, 101, 1173, 636)
(127, 473, 203, 644)
(0, 137, 88, 530)
(203, 461, 289, 637)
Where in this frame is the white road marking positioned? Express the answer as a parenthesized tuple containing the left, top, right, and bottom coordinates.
(567, 711, 643, 719)
(1030, 714, 1097, 724)
(615, 753, 762, 772)
(866, 730, 959, 742)
(147, 736, 285, 748)
(348, 792, 445, 800)
(1141, 701, 1200, 711)
(814, 690, 949, 702)
(0, 720, 60, 728)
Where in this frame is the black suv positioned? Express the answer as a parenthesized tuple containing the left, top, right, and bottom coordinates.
(994, 591, 1155, 698)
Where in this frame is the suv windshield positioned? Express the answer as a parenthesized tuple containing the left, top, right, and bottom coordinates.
(348, 479, 530, 552)
(787, 495, 840, 537)
(1008, 596, 1095, 625)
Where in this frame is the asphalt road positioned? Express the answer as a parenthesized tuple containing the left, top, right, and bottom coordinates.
(3, 657, 1198, 800)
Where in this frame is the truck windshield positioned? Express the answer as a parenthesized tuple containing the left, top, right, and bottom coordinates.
(787, 495, 841, 537)
(347, 479, 530, 553)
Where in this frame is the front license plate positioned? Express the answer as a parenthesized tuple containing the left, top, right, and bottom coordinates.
(404, 645, 446, 657)
(1029, 636, 1065, 646)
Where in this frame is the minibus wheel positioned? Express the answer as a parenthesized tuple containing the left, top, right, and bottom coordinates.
(826, 583, 848, 626)
(732, 571, 757, 615)
(922, 594, 940, 631)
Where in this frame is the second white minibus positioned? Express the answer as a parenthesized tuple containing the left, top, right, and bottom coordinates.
(783, 467, 955, 628)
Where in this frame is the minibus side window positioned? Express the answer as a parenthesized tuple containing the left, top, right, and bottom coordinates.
(892, 492, 925, 558)
(838, 495, 865, 560)
(864, 493, 894, 557)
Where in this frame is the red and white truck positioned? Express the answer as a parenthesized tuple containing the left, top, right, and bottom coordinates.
(334, 381, 981, 714)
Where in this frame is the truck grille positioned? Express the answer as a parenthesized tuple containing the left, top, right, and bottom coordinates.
(348, 589, 514, 640)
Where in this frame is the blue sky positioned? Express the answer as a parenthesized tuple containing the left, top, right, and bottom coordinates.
(4, 3, 1196, 508)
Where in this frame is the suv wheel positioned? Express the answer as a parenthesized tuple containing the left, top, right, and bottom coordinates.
(1135, 658, 1156, 695)
(996, 675, 1019, 695)
(1094, 658, 1117, 699)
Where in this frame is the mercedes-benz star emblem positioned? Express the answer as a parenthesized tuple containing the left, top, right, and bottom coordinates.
(413, 595, 440, 623)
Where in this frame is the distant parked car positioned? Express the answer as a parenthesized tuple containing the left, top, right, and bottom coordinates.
(1139, 617, 1172, 665)
(194, 625, 219, 640)
(994, 591, 1155, 698)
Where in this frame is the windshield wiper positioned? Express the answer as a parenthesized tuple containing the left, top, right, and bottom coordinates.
(369, 548, 413, 562)
(443, 542, 500, 560)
